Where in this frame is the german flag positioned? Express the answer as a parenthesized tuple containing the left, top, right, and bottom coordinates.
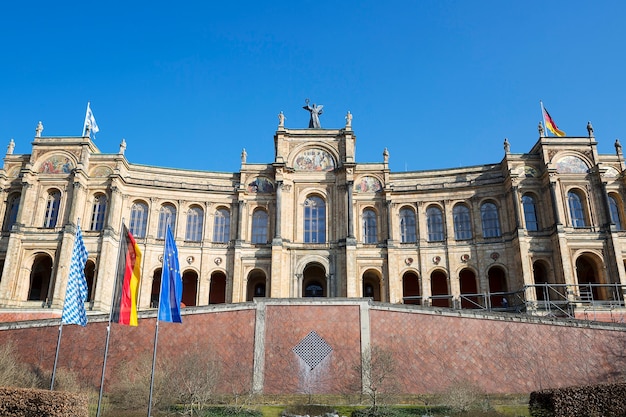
(542, 106, 566, 137)
(111, 225, 142, 326)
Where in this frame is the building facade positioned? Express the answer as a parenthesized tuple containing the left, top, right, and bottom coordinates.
(0, 116, 625, 317)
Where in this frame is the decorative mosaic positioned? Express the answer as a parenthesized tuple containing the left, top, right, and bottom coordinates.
(39, 155, 73, 174)
(292, 330, 332, 370)
(355, 176, 382, 193)
(247, 177, 274, 193)
(604, 167, 620, 178)
(294, 149, 335, 172)
(91, 166, 113, 177)
(555, 156, 588, 174)
(523, 166, 539, 178)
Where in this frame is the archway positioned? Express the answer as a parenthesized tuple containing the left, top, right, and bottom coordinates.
(151, 268, 162, 308)
(430, 270, 450, 307)
(85, 260, 96, 303)
(488, 266, 507, 308)
(576, 254, 606, 301)
(533, 261, 549, 301)
(362, 269, 381, 301)
(28, 254, 53, 301)
(246, 269, 268, 301)
(182, 270, 198, 307)
(402, 271, 421, 305)
(209, 271, 227, 304)
(459, 268, 479, 309)
(302, 263, 326, 297)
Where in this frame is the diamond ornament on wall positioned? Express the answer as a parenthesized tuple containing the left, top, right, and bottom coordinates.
(292, 330, 333, 370)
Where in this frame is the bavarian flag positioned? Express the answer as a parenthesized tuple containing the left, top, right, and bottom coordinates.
(112, 224, 142, 326)
(542, 105, 566, 137)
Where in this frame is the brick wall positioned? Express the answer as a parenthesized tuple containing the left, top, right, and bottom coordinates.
(1, 300, 625, 395)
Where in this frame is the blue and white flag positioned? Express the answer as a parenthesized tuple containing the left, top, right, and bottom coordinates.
(61, 226, 89, 326)
(158, 225, 183, 323)
(83, 102, 99, 137)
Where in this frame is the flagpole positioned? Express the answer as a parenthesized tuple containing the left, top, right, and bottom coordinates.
(540, 101, 546, 131)
(83, 102, 90, 136)
(50, 323, 63, 390)
(96, 219, 125, 417)
(147, 311, 161, 417)
(51, 218, 82, 390)
(147, 230, 168, 417)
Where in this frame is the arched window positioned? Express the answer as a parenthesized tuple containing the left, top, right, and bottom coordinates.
(304, 196, 326, 243)
(157, 204, 177, 239)
(608, 195, 623, 230)
(522, 194, 539, 231)
(251, 209, 269, 244)
(186, 206, 204, 242)
(399, 207, 417, 243)
(90, 194, 107, 231)
(4, 192, 20, 231)
(362, 208, 377, 244)
(43, 190, 61, 228)
(130, 201, 149, 238)
(213, 208, 230, 243)
(568, 190, 587, 228)
(426, 206, 444, 242)
(480, 202, 501, 238)
(453, 204, 472, 240)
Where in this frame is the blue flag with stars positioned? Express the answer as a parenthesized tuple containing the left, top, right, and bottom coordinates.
(61, 225, 89, 326)
(158, 225, 182, 323)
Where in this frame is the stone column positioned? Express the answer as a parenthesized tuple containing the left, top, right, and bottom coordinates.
(236, 200, 245, 243)
(549, 179, 562, 225)
(274, 181, 282, 239)
(511, 185, 521, 229)
(386, 200, 393, 240)
(347, 181, 354, 239)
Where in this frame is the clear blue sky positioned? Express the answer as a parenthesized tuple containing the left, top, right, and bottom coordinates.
(1, 1, 625, 173)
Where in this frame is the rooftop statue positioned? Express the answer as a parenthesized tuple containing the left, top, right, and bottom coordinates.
(303, 99, 323, 128)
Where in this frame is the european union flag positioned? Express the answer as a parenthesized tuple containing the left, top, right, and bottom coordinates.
(61, 225, 89, 326)
(158, 225, 182, 323)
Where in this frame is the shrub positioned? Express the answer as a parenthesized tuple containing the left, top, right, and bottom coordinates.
(0, 340, 39, 388)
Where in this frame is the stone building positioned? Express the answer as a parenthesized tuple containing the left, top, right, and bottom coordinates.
(0, 114, 625, 318)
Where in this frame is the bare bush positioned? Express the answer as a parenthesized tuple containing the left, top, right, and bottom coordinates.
(167, 346, 221, 416)
(39, 367, 83, 392)
(354, 345, 398, 409)
(108, 352, 173, 412)
(0, 340, 38, 388)
(438, 380, 487, 413)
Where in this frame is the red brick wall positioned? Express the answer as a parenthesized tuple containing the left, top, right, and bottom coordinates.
(1, 302, 625, 395)
(262, 304, 361, 394)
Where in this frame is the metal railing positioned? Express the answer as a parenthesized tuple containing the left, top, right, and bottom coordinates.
(402, 283, 626, 320)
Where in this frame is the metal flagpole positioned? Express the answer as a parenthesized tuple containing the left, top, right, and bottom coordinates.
(51, 217, 81, 390)
(50, 323, 63, 390)
(539, 100, 547, 137)
(83, 102, 90, 137)
(147, 230, 168, 417)
(96, 219, 125, 417)
(147, 308, 161, 417)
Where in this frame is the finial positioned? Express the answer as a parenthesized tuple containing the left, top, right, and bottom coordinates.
(6, 139, 15, 155)
(615, 139, 622, 153)
(345, 111, 352, 127)
(119, 138, 126, 155)
(35, 121, 43, 137)
(504, 138, 510, 153)
(241, 148, 247, 164)
(587, 121, 594, 138)
(538, 122, 544, 137)
(383, 148, 389, 163)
